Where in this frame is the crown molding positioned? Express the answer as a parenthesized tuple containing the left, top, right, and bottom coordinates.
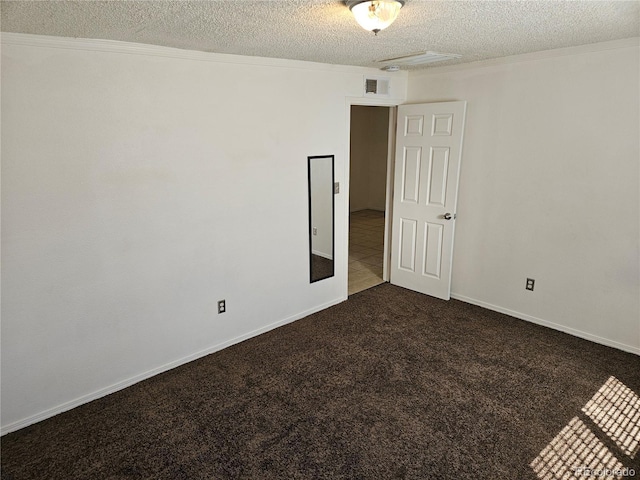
(0, 32, 407, 78)
(409, 37, 640, 77)
(1, 32, 635, 78)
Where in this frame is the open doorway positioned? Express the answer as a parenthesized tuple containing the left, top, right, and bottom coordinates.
(348, 105, 392, 295)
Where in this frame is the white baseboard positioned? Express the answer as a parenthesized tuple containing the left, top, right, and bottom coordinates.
(1, 296, 346, 436)
(450, 292, 640, 356)
(311, 249, 333, 260)
(5, 292, 636, 435)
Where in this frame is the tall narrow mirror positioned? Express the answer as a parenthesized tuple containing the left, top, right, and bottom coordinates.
(308, 155, 335, 283)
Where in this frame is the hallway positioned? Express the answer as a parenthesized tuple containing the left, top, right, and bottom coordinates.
(348, 209, 385, 295)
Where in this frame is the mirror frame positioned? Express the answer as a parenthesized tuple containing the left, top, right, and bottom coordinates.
(308, 155, 335, 283)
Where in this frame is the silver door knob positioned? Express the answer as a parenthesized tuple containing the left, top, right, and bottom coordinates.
(443, 213, 453, 220)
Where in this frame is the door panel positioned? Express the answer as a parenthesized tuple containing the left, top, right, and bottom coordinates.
(390, 101, 467, 300)
(401, 147, 422, 203)
(405, 115, 424, 136)
(423, 222, 443, 278)
(399, 218, 417, 272)
(427, 147, 450, 207)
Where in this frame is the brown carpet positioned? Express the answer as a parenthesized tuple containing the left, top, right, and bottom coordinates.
(2, 284, 639, 479)
(310, 254, 334, 282)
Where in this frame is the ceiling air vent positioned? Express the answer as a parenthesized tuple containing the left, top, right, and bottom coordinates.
(364, 76, 390, 97)
(378, 51, 462, 67)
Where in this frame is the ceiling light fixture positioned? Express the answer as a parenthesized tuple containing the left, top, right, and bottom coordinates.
(347, 0, 405, 35)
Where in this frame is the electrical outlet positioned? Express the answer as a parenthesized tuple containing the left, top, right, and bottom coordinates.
(313, 227, 318, 235)
(218, 300, 226, 314)
(526, 278, 535, 291)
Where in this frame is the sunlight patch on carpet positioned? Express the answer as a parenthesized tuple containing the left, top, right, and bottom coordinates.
(531, 377, 640, 479)
(582, 376, 640, 459)
(530, 417, 624, 479)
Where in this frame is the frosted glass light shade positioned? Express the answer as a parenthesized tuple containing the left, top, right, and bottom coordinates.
(349, 0, 404, 34)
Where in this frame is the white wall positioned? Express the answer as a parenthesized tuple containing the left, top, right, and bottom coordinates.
(349, 106, 389, 212)
(407, 39, 640, 354)
(0, 34, 408, 433)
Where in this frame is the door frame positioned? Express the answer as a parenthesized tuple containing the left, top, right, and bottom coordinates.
(345, 97, 400, 297)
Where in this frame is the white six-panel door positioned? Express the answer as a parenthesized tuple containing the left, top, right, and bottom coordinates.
(390, 101, 467, 300)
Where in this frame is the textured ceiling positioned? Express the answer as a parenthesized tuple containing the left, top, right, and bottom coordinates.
(1, 1, 638, 69)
